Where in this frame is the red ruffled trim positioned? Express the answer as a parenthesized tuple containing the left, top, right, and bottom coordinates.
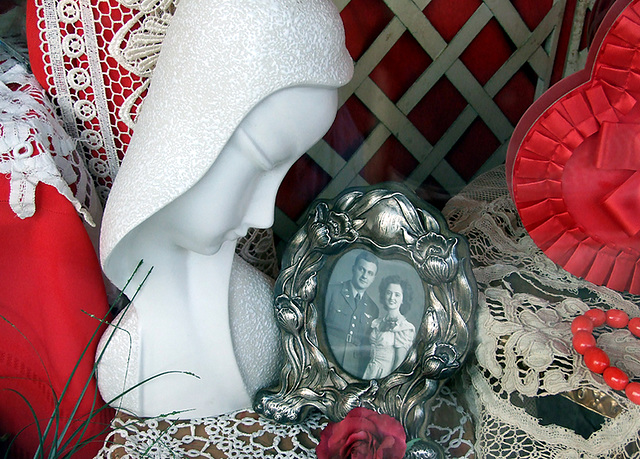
(509, 0, 640, 294)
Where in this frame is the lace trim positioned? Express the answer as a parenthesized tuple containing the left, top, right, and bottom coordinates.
(0, 61, 95, 224)
(33, 0, 143, 199)
(443, 167, 640, 458)
(108, 0, 179, 129)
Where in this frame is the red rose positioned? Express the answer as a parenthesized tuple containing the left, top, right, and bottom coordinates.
(316, 407, 407, 459)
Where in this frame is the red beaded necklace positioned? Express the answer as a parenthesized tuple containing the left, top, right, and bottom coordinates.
(571, 308, 640, 405)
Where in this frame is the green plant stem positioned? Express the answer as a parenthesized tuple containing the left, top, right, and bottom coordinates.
(45, 261, 151, 457)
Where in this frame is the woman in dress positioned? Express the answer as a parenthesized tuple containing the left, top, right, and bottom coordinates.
(363, 275, 416, 379)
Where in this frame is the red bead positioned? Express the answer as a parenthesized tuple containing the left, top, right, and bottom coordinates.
(606, 309, 629, 328)
(625, 382, 640, 405)
(603, 366, 629, 391)
(583, 347, 609, 374)
(574, 311, 640, 404)
(629, 318, 640, 338)
(571, 315, 594, 334)
(585, 309, 606, 327)
(572, 331, 596, 354)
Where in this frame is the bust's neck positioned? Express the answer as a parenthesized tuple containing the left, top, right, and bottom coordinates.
(105, 235, 249, 417)
(111, 226, 235, 304)
(133, 240, 234, 310)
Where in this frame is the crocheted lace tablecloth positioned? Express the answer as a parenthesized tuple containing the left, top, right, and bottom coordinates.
(442, 167, 640, 459)
(96, 384, 475, 458)
(95, 167, 640, 458)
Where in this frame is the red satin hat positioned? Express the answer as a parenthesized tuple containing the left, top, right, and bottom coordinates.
(507, 0, 640, 294)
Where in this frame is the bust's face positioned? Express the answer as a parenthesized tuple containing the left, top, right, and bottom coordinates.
(155, 86, 339, 255)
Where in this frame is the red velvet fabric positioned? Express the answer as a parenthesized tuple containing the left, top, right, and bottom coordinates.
(507, 0, 640, 294)
(0, 178, 113, 458)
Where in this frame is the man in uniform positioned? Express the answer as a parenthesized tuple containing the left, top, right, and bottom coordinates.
(324, 251, 379, 378)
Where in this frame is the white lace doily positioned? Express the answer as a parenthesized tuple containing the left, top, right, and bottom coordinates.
(96, 384, 475, 458)
(443, 167, 640, 458)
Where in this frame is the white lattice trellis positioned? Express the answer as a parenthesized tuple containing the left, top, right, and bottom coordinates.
(273, 0, 568, 244)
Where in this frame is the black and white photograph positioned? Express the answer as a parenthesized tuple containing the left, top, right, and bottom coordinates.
(255, 184, 476, 441)
(323, 248, 425, 379)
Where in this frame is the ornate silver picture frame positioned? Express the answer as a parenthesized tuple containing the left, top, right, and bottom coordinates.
(254, 183, 476, 439)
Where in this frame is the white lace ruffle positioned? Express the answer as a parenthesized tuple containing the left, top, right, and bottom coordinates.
(443, 167, 640, 458)
(0, 62, 96, 224)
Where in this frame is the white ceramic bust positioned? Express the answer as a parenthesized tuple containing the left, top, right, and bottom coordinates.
(96, 0, 353, 418)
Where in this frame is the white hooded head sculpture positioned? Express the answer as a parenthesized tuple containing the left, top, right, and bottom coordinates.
(96, 0, 353, 418)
